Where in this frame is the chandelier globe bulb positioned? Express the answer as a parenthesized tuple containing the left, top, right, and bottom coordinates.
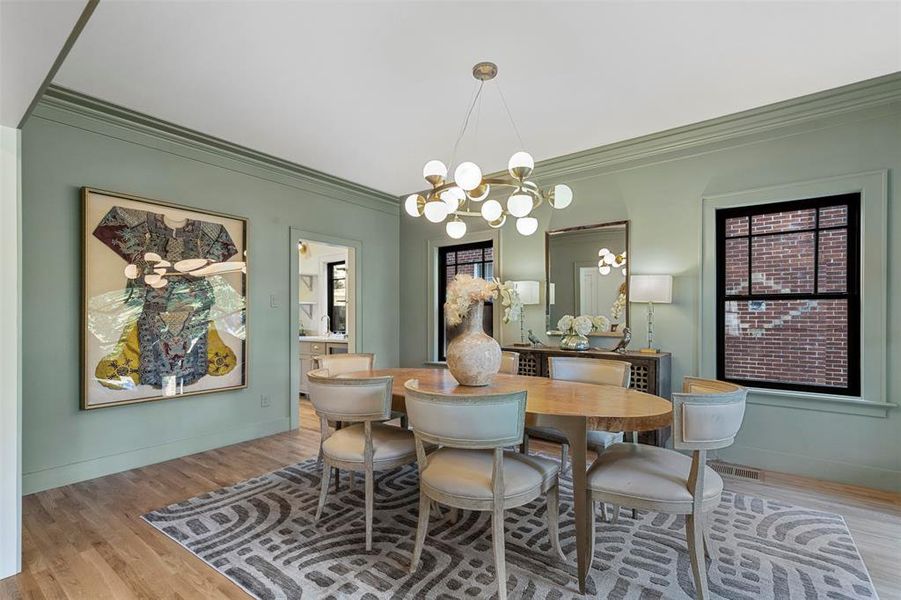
(446, 218, 467, 239)
(549, 183, 573, 209)
(481, 199, 503, 222)
(423, 200, 450, 223)
(404, 194, 425, 217)
(454, 162, 482, 192)
(515, 216, 539, 236)
(508, 151, 534, 180)
(423, 160, 448, 186)
(507, 190, 533, 218)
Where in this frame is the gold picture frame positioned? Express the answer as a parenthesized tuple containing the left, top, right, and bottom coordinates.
(81, 187, 248, 409)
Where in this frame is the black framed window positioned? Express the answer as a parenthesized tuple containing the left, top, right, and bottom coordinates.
(716, 193, 860, 395)
(327, 261, 347, 334)
(438, 241, 494, 361)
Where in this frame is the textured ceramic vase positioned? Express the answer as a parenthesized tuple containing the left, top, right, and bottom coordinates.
(560, 333, 590, 351)
(446, 302, 501, 386)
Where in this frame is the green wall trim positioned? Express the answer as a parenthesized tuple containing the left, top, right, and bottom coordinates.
(22, 417, 290, 495)
(717, 444, 901, 492)
(533, 72, 901, 181)
(38, 85, 399, 215)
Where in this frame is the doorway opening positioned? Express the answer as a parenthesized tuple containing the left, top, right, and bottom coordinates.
(297, 239, 356, 400)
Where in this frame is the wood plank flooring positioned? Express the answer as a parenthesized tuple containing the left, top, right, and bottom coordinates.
(1, 400, 899, 599)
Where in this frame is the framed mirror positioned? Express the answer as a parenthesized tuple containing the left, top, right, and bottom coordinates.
(545, 220, 630, 336)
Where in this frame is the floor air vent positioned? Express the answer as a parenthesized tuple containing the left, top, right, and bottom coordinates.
(708, 461, 763, 481)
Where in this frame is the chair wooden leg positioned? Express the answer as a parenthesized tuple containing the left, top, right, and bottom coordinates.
(364, 466, 374, 551)
(631, 508, 638, 520)
(348, 470, 356, 492)
(611, 505, 620, 523)
(597, 502, 608, 522)
(315, 462, 331, 522)
(559, 443, 569, 472)
(492, 505, 508, 600)
(686, 513, 709, 599)
(547, 483, 565, 561)
(588, 499, 596, 570)
(333, 468, 340, 493)
(448, 507, 459, 524)
(703, 525, 712, 560)
(521, 434, 530, 455)
(410, 493, 431, 572)
(400, 415, 409, 429)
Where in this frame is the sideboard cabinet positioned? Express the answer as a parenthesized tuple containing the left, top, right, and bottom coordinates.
(501, 346, 672, 445)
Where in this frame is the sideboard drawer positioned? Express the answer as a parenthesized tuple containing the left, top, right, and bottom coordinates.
(299, 341, 325, 355)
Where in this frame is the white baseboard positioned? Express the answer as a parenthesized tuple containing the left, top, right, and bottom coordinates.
(717, 444, 901, 493)
(22, 417, 291, 495)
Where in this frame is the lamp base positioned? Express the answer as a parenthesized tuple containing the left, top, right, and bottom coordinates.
(639, 347, 659, 354)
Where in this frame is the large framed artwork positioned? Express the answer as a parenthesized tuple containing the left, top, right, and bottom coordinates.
(82, 187, 248, 409)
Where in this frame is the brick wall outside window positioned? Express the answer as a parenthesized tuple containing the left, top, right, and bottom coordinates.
(717, 197, 859, 394)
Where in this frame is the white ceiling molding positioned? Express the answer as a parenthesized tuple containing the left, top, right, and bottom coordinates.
(54, 2, 901, 194)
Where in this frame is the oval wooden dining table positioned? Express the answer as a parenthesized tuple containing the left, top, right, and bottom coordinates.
(343, 367, 673, 593)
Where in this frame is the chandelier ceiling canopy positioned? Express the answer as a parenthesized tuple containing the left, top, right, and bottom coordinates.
(405, 61, 573, 239)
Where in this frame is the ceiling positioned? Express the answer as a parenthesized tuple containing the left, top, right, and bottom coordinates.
(0, 0, 89, 127)
(54, 1, 901, 196)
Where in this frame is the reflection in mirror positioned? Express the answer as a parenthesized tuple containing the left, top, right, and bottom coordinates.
(545, 221, 629, 336)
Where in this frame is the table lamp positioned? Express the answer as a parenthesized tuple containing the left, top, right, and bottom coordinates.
(629, 275, 672, 354)
(510, 280, 540, 346)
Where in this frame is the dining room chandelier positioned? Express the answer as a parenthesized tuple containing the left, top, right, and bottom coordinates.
(404, 61, 573, 239)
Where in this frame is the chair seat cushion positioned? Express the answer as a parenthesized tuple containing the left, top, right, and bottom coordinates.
(321, 423, 416, 463)
(526, 426, 624, 449)
(421, 449, 559, 502)
(587, 443, 723, 509)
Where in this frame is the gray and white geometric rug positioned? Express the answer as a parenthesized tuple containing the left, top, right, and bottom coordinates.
(144, 457, 878, 599)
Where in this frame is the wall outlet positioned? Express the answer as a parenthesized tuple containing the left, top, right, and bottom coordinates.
(269, 293, 279, 308)
(260, 394, 270, 408)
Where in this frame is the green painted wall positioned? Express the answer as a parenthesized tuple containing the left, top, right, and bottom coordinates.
(400, 86, 901, 491)
(21, 94, 400, 494)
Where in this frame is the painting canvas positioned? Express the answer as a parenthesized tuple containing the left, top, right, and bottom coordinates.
(82, 188, 248, 409)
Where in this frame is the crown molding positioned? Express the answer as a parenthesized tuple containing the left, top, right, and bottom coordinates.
(533, 72, 901, 182)
(37, 85, 399, 213)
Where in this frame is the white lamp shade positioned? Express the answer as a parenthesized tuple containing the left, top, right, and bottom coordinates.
(422, 159, 447, 180)
(511, 280, 540, 305)
(515, 216, 538, 236)
(454, 161, 482, 191)
(550, 184, 573, 209)
(404, 194, 424, 217)
(423, 200, 450, 223)
(446, 219, 467, 239)
(440, 186, 465, 211)
(630, 275, 673, 303)
(507, 151, 534, 178)
(507, 192, 532, 218)
(481, 199, 503, 222)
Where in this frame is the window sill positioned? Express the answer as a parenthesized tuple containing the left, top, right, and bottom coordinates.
(746, 387, 896, 418)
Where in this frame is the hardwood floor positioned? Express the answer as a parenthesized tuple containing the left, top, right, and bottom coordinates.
(2, 400, 899, 599)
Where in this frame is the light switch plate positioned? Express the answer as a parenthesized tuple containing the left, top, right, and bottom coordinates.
(269, 294, 279, 308)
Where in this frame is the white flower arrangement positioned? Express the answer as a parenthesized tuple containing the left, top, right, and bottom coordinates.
(558, 314, 612, 336)
(444, 274, 522, 327)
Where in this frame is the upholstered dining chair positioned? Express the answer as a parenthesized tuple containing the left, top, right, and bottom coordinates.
(307, 368, 418, 551)
(586, 377, 747, 599)
(404, 379, 565, 600)
(499, 351, 520, 375)
(524, 357, 632, 472)
(313, 353, 408, 428)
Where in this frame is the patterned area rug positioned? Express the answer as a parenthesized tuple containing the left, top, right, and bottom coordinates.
(144, 457, 877, 599)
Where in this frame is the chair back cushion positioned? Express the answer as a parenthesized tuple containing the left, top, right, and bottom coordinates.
(499, 351, 520, 375)
(403, 379, 526, 449)
(548, 356, 630, 387)
(673, 378, 747, 450)
(307, 368, 392, 422)
(313, 353, 374, 376)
